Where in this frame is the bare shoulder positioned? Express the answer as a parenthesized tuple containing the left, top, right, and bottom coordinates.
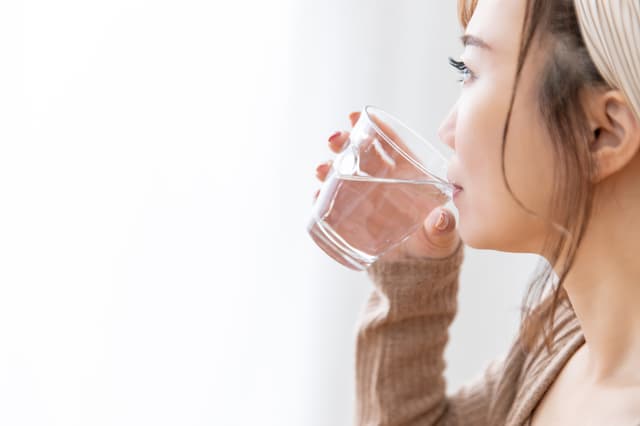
(530, 342, 640, 426)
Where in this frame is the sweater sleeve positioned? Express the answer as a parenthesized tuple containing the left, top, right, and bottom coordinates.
(354, 242, 517, 426)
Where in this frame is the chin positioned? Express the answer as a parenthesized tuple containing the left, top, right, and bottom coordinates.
(458, 220, 523, 253)
(457, 219, 489, 249)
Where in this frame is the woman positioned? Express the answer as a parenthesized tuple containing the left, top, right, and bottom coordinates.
(315, 0, 640, 424)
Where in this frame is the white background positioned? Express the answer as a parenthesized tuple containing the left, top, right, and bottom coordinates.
(0, 1, 540, 425)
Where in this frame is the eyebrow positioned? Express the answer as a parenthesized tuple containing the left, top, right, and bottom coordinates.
(461, 34, 492, 50)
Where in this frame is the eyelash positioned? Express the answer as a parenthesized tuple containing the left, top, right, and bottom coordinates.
(448, 57, 474, 84)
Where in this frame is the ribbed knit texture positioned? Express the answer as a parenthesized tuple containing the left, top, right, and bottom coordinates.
(354, 243, 585, 426)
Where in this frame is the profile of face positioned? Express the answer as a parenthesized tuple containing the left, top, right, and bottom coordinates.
(438, 0, 558, 254)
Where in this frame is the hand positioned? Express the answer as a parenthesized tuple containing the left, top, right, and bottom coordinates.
(314, 112, 461, 261)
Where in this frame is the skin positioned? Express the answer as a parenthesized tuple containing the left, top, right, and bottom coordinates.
(316, 0, 640, 421)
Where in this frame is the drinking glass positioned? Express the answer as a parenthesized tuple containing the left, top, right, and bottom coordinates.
(307, 105, 457, 270)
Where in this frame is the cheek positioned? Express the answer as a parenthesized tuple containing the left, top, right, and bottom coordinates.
(453, 88, 555, 252)
(455, 91, 505, 187)
(454, 106, 520, 249)
(455, 85, 511, 209)
(503, 99, 556, 221)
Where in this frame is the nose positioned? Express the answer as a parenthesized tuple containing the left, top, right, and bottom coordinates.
(437, 102, 458, 151)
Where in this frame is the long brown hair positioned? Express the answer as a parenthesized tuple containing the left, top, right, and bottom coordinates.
(456, 0, 609, 354)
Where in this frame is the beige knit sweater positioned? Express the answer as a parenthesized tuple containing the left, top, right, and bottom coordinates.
(355, 243, 585, 426)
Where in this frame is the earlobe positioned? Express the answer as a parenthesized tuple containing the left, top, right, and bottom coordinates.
(589, 91, 640, 183)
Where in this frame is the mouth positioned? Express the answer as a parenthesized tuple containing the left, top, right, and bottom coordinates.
(451, 182, 463, 198)
(448, 180, 463, 191)
(446, 171, 463, 194)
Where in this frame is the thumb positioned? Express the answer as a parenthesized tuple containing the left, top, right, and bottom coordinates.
(422, 208, 460, 256)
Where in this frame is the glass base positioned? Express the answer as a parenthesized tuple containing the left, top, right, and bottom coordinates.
(307, 219, 376, 271)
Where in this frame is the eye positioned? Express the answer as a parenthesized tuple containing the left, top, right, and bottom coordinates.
(448, 57, 474, 85)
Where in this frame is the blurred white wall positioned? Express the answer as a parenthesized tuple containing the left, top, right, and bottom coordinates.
(0, 1, 540, 425)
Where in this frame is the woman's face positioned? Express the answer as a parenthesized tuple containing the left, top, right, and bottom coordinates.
(439, 0, 558, 254)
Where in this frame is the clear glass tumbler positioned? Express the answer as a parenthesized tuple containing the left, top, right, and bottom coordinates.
(308, 105, 457, 270)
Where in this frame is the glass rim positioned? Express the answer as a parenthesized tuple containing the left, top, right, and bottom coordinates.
(362, 105, 452, 187)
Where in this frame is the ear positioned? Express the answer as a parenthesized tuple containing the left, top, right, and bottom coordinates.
(587, 90, 640, 184)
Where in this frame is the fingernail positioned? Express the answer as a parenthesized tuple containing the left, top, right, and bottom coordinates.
(349, 112, 360, 124)
(328, 131, 341, 143)
(317, 160, 332, 173)
(435, 211, 449, 231)
(316, 165, 330, 178)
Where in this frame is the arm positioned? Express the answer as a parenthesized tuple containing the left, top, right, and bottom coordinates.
(354, 243, 519, 426)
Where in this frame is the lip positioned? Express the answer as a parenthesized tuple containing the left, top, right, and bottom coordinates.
(446, 171, 463, 197)
(448, 179, 463, 195)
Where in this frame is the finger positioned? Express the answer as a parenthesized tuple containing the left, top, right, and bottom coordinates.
(426, 207, 456, 234)
(367, 113, 407, 162)
(328, 131, 349, 154)
(312, 189, 320, 203)
(349, 111, 361, 127)
(315, 161, 332, 181)
(347, 110, 413, 179)
(421, 208, 460, 257)
(348, 112, 397, 173)
(366, 112, 425, 180)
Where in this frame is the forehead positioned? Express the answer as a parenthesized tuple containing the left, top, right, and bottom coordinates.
(464, 0, 525, 55)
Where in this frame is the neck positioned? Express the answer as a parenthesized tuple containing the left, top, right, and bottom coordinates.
(556, 169, 640, 387)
